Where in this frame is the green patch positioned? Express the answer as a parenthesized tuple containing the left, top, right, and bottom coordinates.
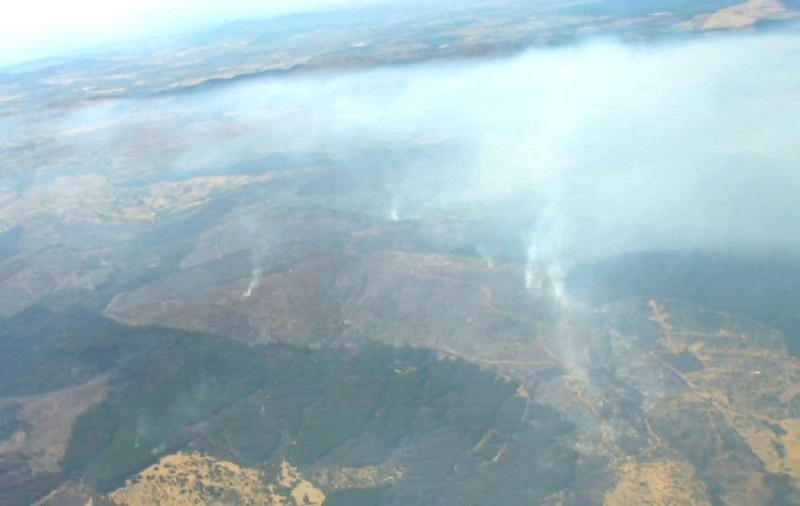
(64, 330, 271, 492)
(324, 486, 387, 506)
(61, 328, 574, 501)
(0, 403, 22, 440)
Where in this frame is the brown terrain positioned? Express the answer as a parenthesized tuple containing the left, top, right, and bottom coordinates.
(108, 454, 324, 506)
(0, 1, 798, 504)
(100, 204, 800, 504)
(699, 0, 797, 29)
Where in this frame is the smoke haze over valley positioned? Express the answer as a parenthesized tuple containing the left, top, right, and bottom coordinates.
(1, 2, 800, 504)
(9, 33, 799, 261)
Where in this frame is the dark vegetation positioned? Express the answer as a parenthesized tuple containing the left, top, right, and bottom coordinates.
(651, 395, 768, 506)
(52, 323, 576, 499)
(0, 468, 62, 506)
(0, 403, 22, 440)
(325, 486, 388, 506)
(63, 328, 271, 491)
(0, 307, 115, 397)
(567, 250, 800, 356)
(658, 351, 706, 374)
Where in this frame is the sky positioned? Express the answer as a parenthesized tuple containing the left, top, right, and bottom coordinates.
(0, 0, 379, 66)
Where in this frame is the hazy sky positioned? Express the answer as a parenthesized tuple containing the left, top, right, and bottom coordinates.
(0, 0, 379, 65)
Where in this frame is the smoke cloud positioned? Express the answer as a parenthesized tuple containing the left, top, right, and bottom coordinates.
(10, 32, 800, 277)
(196, 32, 800, 265)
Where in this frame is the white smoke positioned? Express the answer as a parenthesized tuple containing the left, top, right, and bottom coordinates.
(524, 199, 568, 298)
(32, 31, 800, 271)
(476, 244, 496, 269)
(241, 267, 263, 298)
